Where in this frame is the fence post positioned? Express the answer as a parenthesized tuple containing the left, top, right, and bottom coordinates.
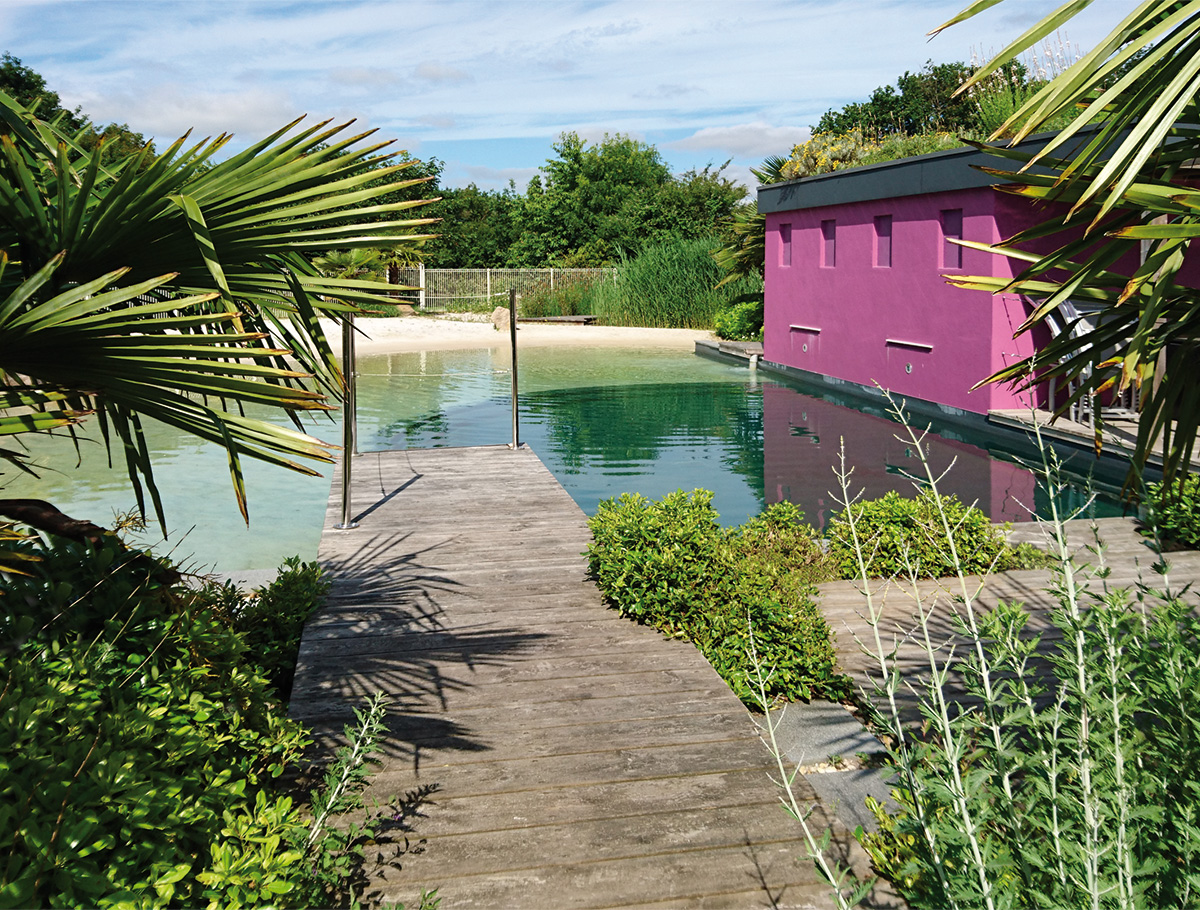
(549, 267, 554, 292)
(418, 262, 426, 310)
(336, 314, 359, 530)
(509, 288, 519, 449)
(486, 268, 492, 301)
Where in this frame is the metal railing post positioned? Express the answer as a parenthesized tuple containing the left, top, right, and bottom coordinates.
(336, 314, 359, 530)
(509, 288, 520, 449)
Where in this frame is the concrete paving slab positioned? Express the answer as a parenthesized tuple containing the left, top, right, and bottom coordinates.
(765, 700, 895, 832)
(769, 700, 884, 767)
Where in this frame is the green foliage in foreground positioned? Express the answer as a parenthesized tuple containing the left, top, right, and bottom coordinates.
(585, 490, 848, 706)
(0, 534, 429, 908)
(825, 490, 1049, 579)
(1147, 474, 1200, 550)
(859, 589, 1200, 908)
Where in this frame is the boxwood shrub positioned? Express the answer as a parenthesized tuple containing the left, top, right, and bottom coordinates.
(825, 489, 1048, 579)
(585, 490, 848, 706)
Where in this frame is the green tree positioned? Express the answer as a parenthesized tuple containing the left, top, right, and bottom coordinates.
(1, 52, 154, 165)
(508, 132, 672, 266)
(424, 183, 521, 268)
(815, 60, 978, 137)
(634, 163, 746, 249)
(935, 0, 1200, 483)
(0, 52, 82, 127)
(0, 90, 436, 529)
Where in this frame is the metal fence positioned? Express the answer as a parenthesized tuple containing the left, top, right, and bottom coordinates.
(390, 267, 616, 312)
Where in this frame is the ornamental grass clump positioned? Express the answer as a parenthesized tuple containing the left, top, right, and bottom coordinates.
(585, 491, 848, 706)
(767, 396, 1200, 909)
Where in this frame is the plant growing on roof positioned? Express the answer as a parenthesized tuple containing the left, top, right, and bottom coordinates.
(0, 90, 437, 529)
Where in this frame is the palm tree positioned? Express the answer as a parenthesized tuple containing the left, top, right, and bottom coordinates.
(931, 1, 1200, 484)
(0, 91, 437, 528)
(712, 155, 788, 289)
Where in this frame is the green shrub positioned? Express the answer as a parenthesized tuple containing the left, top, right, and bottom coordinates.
(783, 406, 1200, 909)
(585, 491, 847, 706)
(825, 490, 1047, 579)
(857, 594, 1200, 909)
(228, 557, 331, 701)
(712, 295, 764, 341)
(1146, 474, 1200, 549)
(0, 534, 309, 906)
(0, 533, 418, 908)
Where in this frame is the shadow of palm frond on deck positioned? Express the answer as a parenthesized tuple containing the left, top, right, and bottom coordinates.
(290, 526, 552, 767)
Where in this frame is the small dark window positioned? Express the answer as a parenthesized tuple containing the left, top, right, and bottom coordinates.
(874, 215, 892, 268)
(780, 223, 792, 267)
(941, 209, 963, 269)
(821, 219, 836, 268)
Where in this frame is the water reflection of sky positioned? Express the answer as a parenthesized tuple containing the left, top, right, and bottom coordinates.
(1, 346, 1121, 572)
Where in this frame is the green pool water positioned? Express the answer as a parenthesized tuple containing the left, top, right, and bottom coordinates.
(2, 346, 1122, 573)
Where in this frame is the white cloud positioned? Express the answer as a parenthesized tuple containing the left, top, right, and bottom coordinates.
(459, 163, 538, 188)
(669, 123, 810, 159)
(633, 84, 699, 101)
(5, 0, 1124, 168)
(414, 62, 472, 86)
(79, 85, 301, 143)
(417, 114, 458, 130)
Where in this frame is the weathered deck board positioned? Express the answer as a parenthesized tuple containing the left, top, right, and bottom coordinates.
(822, 516, 1200, 718)
(291, 446, 889, 909)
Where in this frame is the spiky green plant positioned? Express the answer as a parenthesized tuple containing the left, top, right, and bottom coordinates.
(0, 90, 436, 525)
(933, 0, 1200, 484)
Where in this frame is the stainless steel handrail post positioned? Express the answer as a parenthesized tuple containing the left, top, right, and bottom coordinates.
(336, 314, 360, 530)
(509, 288, 520, 449)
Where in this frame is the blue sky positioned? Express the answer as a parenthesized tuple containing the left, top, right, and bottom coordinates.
(0, 0, 1117, 192)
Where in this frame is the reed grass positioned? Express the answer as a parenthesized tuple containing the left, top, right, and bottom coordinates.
(548, 237, 759, 328)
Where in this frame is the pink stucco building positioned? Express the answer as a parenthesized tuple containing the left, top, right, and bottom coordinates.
(758, 143, 1058, 417)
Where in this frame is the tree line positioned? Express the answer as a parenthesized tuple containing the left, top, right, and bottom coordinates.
(392, 133, 746, 269)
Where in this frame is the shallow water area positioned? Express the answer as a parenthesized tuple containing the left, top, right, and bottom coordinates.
(2, 345, 1121, 572)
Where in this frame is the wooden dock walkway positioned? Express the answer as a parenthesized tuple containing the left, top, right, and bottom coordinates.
(290, 446, 879, 909)
(819, 516, 1200, 717)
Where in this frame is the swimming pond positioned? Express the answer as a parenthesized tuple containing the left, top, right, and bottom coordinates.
(2, 345, 1123, 572)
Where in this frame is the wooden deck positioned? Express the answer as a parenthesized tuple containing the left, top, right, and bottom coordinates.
(820, 516, 1200, 718)
(290, 446, 882, 909)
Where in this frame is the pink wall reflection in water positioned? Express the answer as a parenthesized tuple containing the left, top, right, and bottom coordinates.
(762, 384, 1037, 528)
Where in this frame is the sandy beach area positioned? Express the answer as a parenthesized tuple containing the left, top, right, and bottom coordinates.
(320, 313, 714, 354)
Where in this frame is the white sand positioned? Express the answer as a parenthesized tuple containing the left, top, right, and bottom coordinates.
(320, 314, 714, 354)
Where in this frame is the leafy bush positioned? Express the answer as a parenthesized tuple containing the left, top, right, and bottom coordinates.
(227, 557, 332, 701)
(712, 295, 764, 341)
(780, 131, 967, 181)
(775, 405, 1200, 910)
(0, 533, 422, 908)
(825, 489, 1048, 579)
(585, 491, 847, 706)
(1146, 474, 1200, 550)
(858, 592, 1200, 909)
